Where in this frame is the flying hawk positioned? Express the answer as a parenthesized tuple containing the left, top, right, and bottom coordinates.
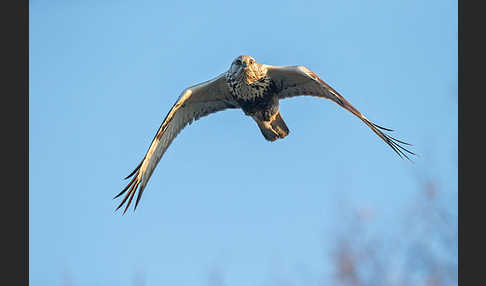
(114, 55, 415, 214)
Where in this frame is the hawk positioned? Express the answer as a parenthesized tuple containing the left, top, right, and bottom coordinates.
(114, 55, 415, 214)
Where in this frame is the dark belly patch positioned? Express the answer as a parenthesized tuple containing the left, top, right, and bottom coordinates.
(238, 92, 279, 121)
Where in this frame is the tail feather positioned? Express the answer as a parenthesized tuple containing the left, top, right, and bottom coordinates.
(255, 112, 289, 142)
(271, 112, 290, 138)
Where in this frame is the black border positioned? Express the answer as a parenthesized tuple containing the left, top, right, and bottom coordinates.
(2, 0, 28, 285)
(459, 0, 480, 284)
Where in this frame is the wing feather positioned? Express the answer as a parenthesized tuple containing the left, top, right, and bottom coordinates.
(265, 65, 415, 160)
(115, 73, 238, 213)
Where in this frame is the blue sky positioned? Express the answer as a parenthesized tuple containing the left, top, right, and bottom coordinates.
(30, 0, 457, 285)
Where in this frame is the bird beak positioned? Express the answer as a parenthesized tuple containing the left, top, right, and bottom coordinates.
(242, 61, 247, 68)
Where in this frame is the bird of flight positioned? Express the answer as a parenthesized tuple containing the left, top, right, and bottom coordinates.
(114, 55, 415, 214)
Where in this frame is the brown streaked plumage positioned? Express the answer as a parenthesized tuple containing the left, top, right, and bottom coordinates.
(115, 55, 415, 214)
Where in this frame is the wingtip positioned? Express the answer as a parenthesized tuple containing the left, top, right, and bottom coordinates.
(114, 202, 124, 213)
(370, 122, 396, 132)
(124, 159, 144, 180)
(114, 176, 140, 215)
(367, 121, 416, 163)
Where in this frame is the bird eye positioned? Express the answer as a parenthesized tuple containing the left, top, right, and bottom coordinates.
(235, 60, 242, 65)
(249, 59, 254, 64)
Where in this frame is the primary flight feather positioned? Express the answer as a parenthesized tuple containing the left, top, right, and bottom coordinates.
(114, 55, 415, 214)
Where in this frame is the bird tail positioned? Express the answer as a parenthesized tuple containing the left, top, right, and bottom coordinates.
(255, 112, 290, 142)
(271, 112, 290, 138)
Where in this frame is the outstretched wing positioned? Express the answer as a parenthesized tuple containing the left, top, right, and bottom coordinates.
(265, 65, 415, 160)
(114, 73, 238, 214)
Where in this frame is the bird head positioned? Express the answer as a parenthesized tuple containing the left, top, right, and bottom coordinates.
(229, 55, 267, 84)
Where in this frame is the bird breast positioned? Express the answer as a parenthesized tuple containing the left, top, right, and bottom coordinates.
(228, 76, 272, 102)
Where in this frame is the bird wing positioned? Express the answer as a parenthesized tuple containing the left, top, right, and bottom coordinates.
(114, 73, 238, 214)
(264, 64, 415, 160)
